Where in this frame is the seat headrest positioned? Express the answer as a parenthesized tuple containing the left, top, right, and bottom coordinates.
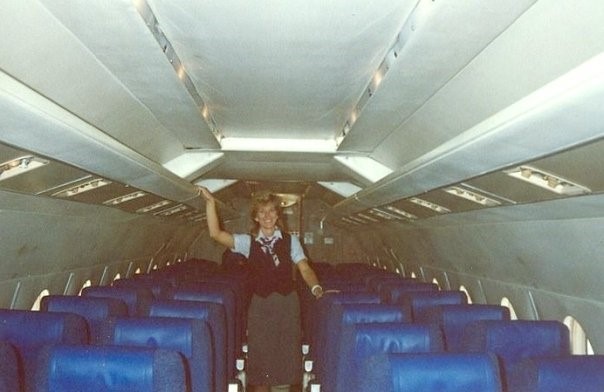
(81, 286, 154, 316)
(0, 309, 88, 347)
(359, 352, 502, 392)
(36, 345, 186, 392)
(41, 295, 128, 320)
(399, 291, 468, 322)
(461, 320, 570, 365)
(339, 303, 412, 325)
(508, 355, 604, 392)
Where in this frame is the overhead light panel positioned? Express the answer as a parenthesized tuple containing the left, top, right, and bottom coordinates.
(369, 208, 400, 220)
(103, 191, 147, 206)
(385, 206, 418, 220)
(341, 217, 361, 226)
(154, 204, 188, 217)
(504, 165, 591, 196)
(136, 200, 171, 214)
(409, 197, 450, 214)
(163, 152, 224, 178)
(220, 137, 337, 153)
(52, 178, 111, 198)
(334, 155, 393, 183)
(358, 213, 380, 223)
(317, 181, 363, 198)
(195, 179, 238, 193)
(444, 185, 502, 207)
(0, 156, 49, 182)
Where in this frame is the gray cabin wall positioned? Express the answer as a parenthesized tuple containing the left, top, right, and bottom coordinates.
(350, 193, 604, 352)
(0, 190, 201, 310)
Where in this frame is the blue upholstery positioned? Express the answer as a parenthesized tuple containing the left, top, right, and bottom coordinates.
(0, 309, 88, 391)
(398, 291, 468, 323)
(461, 320, 570, 389)
(320, 303, 413, 392)
(148, 299, 227, 392)
(35, 345, 186, 392)
(99, 316, 213, 392)
(0, 341, 19, 392)
(423, 305, 510, 352)
(113, 278, 173, 299)
(169, 283, 237, 376)
(41, 295, 128, 343)
(82, 286, 154, 316)
(336, 323, 444, 392)
(508, 355, 604, 392)
(378, 282, 439, 304)
(359, 352, 502, 392)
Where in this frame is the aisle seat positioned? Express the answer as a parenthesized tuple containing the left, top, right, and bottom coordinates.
(35, 345, 186, 392)
(82, 286, 153, 316)
(0, 340, 19, 392)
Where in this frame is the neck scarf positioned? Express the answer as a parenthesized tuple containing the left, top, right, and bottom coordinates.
(258, 236, 280, 266)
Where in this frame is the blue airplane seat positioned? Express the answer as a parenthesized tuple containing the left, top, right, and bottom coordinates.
(81, 286, 154, 316)
(35, 345, 186, 392)
(397, 290, 468, 322)
(508, 355, 604, 392)
(423, 304, 510, 351)
(40, 295, 128, 344)
(168, 283, 237, 378)
(335, 322, 444, 392)
(310, 292, 381, 361)
(0, 340, 20, 392)
(99, 316, 214, 392)
(378, 281, 439, 304)
(112, 277, 173, 299)
(318, 303, 413, 392)
(461, 320, 570, 389)
(358, 352, 502, 392)
(0, 309, 88, 391)
(147, 299, 228, 392)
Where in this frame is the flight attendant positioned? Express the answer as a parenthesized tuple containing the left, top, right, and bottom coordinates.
(198, 187, 323, 392)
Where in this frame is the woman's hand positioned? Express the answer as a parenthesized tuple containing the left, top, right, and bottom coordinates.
(197, 186, 215, 204)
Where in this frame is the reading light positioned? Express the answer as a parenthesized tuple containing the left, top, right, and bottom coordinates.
(52, 178, 111, 198)
(358, 213, 380, 223)
(136, 200, 171, 213)
(103, 191, 147, 206)
(444, 185, 502, 207)
(409, 197, 451, 214)
(154, 204, 188, 217)
(0, 156, 49, 181)
(385, 206, 418, 220)
(504, 165, 591, 196)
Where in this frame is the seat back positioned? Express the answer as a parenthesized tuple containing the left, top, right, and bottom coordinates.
(81, 286, 154, 316)
(148, 299, 227, 392)
(398, 291, 468, 322)
(41, 295, 128, 343)
(100, 316, 213, 392)
(508, 355, 604, 392)
(359, 353, 502, 392)
(35, 345, 186, 392)
(0, 309, 88, 391)
(320, 303, 412, 391)
(378, 281, 439, 303)
(336, 323, 444, 392)
(424, 305, 510, 351)
(461, 320, 570, 389)
(169, 283, 237, 376)
(113, 278, 173, 299)
(0, 341, 20, 392)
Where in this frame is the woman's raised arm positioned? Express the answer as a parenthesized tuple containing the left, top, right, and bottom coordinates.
(198, 187, 235, 249)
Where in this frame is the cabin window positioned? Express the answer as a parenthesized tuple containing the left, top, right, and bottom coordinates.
(113, 273, 121, 281)
(78, 280, 92, 295)
(500, 297, 518, 320)
(134, 267, 142, 275)
(152, 264, 158, 270)
(563, 316, 595, 355)
(410, 271, 417, 279)
(395, 268, 401, 274)
(459, 285, 473, 304)
(31, 289, 50, 311)
(431, 278, 441, 290)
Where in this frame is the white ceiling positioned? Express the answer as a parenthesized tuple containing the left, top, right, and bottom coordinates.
(2, 0, 604, 205)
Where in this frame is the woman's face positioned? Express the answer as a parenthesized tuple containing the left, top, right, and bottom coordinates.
(254, 202, 278, 233)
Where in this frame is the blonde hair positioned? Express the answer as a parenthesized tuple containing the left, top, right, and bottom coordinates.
(250, 192, 286, 235)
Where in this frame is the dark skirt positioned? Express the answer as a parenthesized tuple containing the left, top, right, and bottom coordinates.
(247, 291, 302, 385)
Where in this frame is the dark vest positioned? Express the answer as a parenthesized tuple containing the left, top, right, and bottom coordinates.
(248, 233, 295, 297)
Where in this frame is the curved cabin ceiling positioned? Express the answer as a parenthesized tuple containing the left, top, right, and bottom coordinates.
(1, 0, 604, 223)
